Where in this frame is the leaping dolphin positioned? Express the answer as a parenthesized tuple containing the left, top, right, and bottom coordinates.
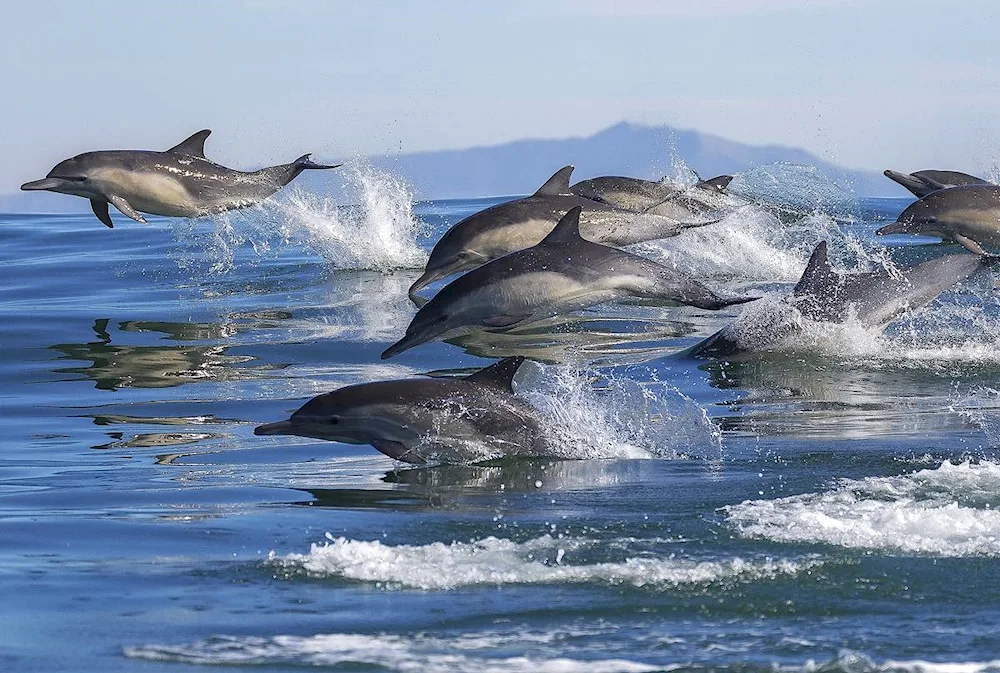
(570, 174, 734, 216)
(408, 166, 715, 300)
(384, 207, 757, 359)
(876, 185, 1000, 254)
(254, 356, 546, 464)
(689, 240, 991, 358)
(20, 130, 341, 228)
(883, 169, 991, 198)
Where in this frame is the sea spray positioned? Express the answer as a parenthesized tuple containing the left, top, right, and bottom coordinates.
(169, 161, 427, 277)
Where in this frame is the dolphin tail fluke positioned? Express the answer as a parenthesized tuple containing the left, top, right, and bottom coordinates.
(270, 154, 343, 187)
(695, 175, 734, 192)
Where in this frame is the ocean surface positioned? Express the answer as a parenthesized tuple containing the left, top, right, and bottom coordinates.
(3, 164, 1000, 672)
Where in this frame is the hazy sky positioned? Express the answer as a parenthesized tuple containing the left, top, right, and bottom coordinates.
(4, 0, 999, 192)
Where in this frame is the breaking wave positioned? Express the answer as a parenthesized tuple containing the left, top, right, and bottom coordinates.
(727, 460, 1000, 556)
(268, 533, 817, 590)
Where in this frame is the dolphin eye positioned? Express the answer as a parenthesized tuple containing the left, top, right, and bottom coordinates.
(328, 416, 339, 425)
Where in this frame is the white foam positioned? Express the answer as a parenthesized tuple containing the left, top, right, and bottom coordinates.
(125, 632, 660, 672)
(170, 161, 427, 276)
(727, 460, 1000, 556)
(269, 533, 817, 590)
(521, 362, 722, 461)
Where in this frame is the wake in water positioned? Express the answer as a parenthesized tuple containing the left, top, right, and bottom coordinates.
(727, 460, 1000, 556)
(268, 532, 817, 589)
(170, 161, 427, 276)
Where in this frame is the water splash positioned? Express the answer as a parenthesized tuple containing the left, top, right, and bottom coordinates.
(520, 362, 722, 460)
(169, 161, 427, 276)
(727, 460, 1000, 556)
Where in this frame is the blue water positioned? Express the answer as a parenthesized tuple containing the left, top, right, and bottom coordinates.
(3, 165, 1000, 672)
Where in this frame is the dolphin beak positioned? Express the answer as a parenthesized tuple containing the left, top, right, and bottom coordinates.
(254, 420, 297, 436)
(408, 256, 478, 299)
(20, 178, 66, 191)
(381, 335, 418, 360)
(875, 221, 908, 236)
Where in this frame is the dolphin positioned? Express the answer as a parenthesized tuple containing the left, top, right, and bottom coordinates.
(689, 240, 990, 358)
(876, 185, 1000, 254)
(20, 130, 341, 228)
(883, 169, 991, 198)
(570, 174, 734, 215)
(384, 207, 757, 359)
(408, 165, 715, 300)
(254, 356, 545, 464)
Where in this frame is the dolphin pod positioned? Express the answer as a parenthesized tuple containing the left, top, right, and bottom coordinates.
(255, 356, 545, 464)
(383, 206, 757, 359)
(20, 130, 341, 227)
(407, 165, 718, 300)
(21, 132, 998, 463)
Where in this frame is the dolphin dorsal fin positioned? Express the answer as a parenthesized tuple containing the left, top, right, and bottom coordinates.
(794, 241, 835, 295)
(539, 207, 583, 245)
(534, 166, 574, 196)
(167, 129, 212, 158)
(696, 175, 733, 192)
(465, 356, 526, 392)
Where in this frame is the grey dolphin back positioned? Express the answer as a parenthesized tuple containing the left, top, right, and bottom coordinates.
(883, 169, 990, 197)
(535, 166, 575, 196)
(167, 130, 212, 158)
(539, 206, 585, 244)
(465, 356, 526, 392)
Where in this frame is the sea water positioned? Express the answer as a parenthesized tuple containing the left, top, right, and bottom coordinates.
(3, 163, 1000, 672)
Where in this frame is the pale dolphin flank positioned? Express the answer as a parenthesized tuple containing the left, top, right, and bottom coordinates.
(408, 165, 715, 300)
(20, 130, 341, 228)
(689, 240, 991, 358)
(883, 169, 991, 198)
(876, 185, 1000, 254)
(385, 207, 757, 359)
(254, 357, 545, 464)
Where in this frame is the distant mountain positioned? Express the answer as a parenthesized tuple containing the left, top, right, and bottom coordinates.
(0, 122, 890, 212)
(370, 121, 888, 200)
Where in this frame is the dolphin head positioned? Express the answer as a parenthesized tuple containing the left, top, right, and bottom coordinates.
(382, 302, 452, 359)
(409, 231, 488, 299)
(876, 198, 943, 237)
(254, 386, 376, 444)
(21, 154, 103, 198)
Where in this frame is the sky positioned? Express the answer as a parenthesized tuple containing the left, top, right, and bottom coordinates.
(3, 0, 1000, 192)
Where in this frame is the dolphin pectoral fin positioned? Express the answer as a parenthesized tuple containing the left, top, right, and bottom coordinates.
(90, 200, 114, 228)
(952, 233, 989, 255)
(371, 439, 426, 464)
(482, 315, 530, 329)
(108, 195, 147, 224)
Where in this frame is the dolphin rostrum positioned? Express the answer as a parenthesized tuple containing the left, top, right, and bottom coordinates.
(20, 130, 341, 228)
(408, 165, 715, 300)
(883, 169, 991, 198)
(385, 207, 757, 359)
(254, 356, 545, 464)
(690, 240, 990, 358)
(876, 185, 1000, 254)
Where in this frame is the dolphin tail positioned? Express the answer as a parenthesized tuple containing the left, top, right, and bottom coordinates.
(268, 154, 343, 187)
